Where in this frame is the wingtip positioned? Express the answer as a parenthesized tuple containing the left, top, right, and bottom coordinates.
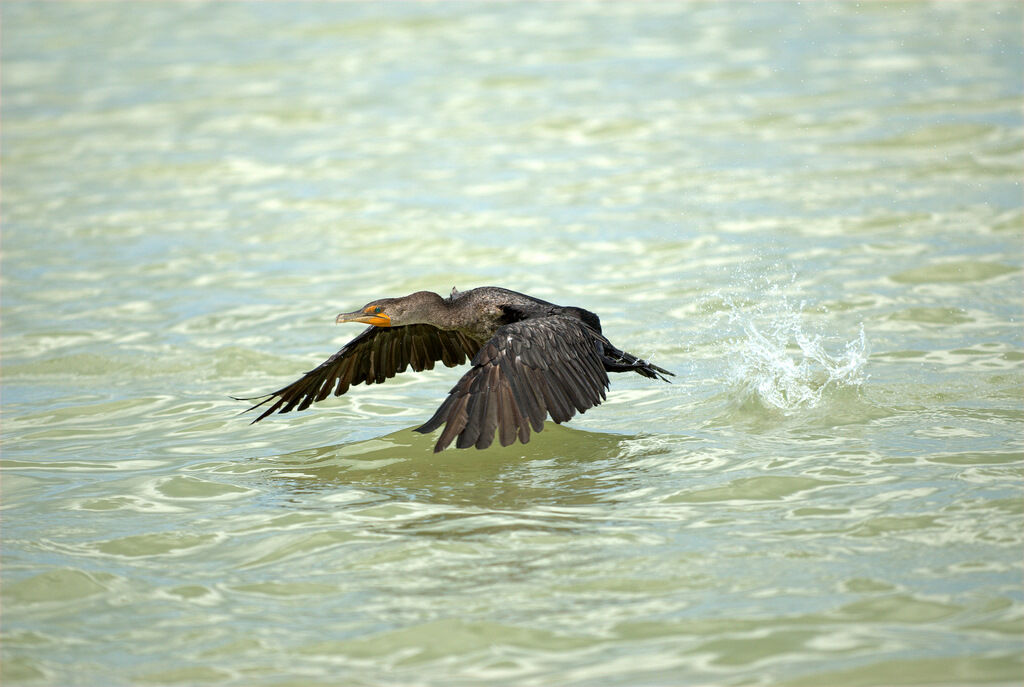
(231, 392, 281, 424)
(230, 393, 269, 402)
(231, 397, 258, 419)
(411, 422, 446, 451)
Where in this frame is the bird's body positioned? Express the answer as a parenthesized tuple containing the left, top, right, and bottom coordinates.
(241, 286, 672, 452)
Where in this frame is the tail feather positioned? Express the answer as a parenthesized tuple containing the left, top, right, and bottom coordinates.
(599, 343, 674, 382)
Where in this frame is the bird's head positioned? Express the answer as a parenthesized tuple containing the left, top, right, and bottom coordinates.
(335, 291, 443, 328)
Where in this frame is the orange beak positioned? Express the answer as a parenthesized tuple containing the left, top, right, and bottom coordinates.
(335, 310, 391, 327)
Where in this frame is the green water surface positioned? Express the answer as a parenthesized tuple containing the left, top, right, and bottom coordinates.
(2, 2, 1022, 685)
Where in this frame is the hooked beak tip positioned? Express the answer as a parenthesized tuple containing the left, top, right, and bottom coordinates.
(335, 311, 391, 327)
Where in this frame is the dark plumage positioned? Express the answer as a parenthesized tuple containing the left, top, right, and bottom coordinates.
(239, 286, 673, 452)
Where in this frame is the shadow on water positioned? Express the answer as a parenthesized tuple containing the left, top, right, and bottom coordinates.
(255, 423, 663, 511)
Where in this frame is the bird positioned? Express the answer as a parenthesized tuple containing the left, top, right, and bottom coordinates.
(239, 286, 673, 452)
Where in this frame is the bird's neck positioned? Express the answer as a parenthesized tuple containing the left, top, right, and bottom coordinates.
(437, 290, 505, 342)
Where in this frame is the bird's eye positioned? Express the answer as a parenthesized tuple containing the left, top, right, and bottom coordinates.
(374, 306, 383, 314)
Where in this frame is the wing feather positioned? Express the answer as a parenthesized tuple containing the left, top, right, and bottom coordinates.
(241, 324, 480, 423)
(414, 316, 610, 452)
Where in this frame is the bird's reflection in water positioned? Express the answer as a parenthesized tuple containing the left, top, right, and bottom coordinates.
(261, 424, 652, 514)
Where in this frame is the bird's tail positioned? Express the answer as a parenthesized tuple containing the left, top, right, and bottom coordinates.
(599, 343, 674, 382)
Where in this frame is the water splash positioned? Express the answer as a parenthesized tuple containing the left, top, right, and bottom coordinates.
(720, 287, 869, 413)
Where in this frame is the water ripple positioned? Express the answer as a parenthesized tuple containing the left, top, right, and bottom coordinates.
(2, 2, 1022, 685)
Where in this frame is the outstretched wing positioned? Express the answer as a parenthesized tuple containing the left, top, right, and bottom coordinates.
(241, 324, 481, 423)
(414, 316, 610, 452)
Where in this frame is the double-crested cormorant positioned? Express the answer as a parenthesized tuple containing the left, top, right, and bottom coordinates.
(240, 286, 672, 452)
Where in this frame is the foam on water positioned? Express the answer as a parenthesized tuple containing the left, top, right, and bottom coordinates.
(719, 284, 869, 413)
